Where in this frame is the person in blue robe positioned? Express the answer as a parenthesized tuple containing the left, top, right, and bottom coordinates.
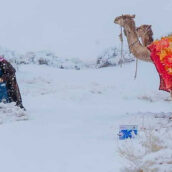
(0, 57, 25, 110)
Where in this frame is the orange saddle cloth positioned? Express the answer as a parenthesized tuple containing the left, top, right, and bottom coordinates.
(148, 36, 172, 92)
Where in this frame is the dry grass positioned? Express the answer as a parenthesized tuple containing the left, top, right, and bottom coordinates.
(117, 113, 172, 172)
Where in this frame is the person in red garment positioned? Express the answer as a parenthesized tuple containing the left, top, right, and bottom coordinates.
(0, 56, 25, 110)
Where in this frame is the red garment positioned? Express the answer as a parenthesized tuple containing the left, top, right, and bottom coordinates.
(148, 37, 172, 92)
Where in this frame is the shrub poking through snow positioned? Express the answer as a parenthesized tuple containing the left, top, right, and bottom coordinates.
(0, 47, 90, 69)
(117, 112, 172, 172)
(96, 47, 134, 68)
(0, 46, 135, 69)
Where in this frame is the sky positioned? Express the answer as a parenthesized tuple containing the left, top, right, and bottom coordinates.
(0, 0, 171, 59)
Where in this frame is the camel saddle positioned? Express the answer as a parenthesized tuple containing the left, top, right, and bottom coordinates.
(148, 36, 172, 92)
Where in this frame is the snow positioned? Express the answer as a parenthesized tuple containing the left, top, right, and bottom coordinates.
(0, 60, 171, 171)
(0, 0, 171, 171)
(0, 103, 27, 123)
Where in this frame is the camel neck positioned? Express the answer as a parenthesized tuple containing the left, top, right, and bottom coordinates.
(124, 27, 142, 53)
(122, 24, 151, 62)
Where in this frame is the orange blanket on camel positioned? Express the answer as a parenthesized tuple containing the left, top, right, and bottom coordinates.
(148, 36, 172, 92)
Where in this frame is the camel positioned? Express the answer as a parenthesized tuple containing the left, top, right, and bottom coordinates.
(136, 25, 153, 46)
(114, 14, 172, 97)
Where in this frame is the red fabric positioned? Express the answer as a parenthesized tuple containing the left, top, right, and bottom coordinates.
(148, 40, 172, 92)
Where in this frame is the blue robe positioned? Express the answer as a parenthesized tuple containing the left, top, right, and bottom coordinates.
(0, 68, 9, 103)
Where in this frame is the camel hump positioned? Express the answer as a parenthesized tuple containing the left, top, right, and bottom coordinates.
(136, 25, 151, 32)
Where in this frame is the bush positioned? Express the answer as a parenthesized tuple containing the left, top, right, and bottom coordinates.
(96, 47, 134, 68)
(117, 112, 172, 172)
(0, 46, 135, 70)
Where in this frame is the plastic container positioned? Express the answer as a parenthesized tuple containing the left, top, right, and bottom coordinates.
(119, 125, 138, 140)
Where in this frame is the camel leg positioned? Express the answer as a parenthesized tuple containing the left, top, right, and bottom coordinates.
(170, 90, 172, 99)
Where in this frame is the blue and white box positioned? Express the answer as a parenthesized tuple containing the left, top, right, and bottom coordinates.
(119, 125, 138, 140)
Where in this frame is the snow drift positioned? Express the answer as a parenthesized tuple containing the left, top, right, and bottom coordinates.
(0, 46, 134, 70)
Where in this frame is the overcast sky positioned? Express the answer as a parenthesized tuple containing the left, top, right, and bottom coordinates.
(0, 0, 171, 59)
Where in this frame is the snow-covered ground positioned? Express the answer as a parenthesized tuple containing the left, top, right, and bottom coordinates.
(0, 0, 171, 171)
(0, 61, 171, 172)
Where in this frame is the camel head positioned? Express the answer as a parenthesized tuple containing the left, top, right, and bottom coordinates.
(114, 15, 152, 62)
(114, 14, 136, 37)
(114, 14, 135, 27)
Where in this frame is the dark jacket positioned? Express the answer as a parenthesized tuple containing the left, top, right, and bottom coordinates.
(0, 59, 24, 109)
